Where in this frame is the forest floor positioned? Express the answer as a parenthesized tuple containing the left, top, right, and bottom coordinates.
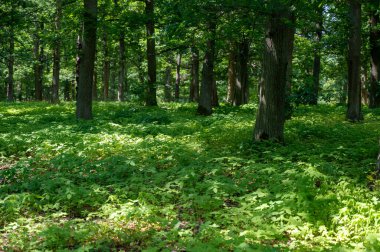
(1, 102, 380, 251)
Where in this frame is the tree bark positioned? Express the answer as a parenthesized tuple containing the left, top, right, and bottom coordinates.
(51, 0, 62, 103)
(34, 23, 44, 101)
(76, 0, 97, 119)
(227, 43, 237, 104)
(198, 20, 216, 115)
(311, 6, 323, 105)
(175, 52, 181, 101)
(145, 0, 157, 106)
(75, 35, 82, 101)
(235, 39, 250, 105)
(118, 33, 126, 101)
(7, 26, 15, 102)
(93, 68, 98, 100)
(189, 46, 199, 102)
(164, 66, 172, 102)
(369, 0, 380, 108)
(102, 31, 110, 100)
(253, 6, 295, 142)
(346, 0, 363, 121)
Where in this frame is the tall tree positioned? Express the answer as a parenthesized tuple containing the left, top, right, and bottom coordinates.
(228, 39, 250, 106)
(369, 0, 380, 108)
(7, 25, 15, 102)
(76, 0, 97, 119)
(51, 0, 62, 103)
(311, 5, 323, 105)
(254, 3, 295, 142)
(102, 31, 110, 100)
(145, 0, 157, 106)
(34, 22, 44, 101)
(346, 0, 363, 121)
(189, 46, 199, 102)
(197, 19, 216, 115)
(175, 52, 181, 101)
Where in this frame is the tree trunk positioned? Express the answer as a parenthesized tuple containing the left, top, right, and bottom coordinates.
(102, 31, 110, 100)
(51, 0, 62, 103)
(211, 78, 219, 107)
(189, 46, 199, 102)
(93, 69, 98, 100)
(34, 23, 44, 101)
(75, 35, 82, 101)
(197, 20, 216, 115)
(118, 33, 126, 101)
(227, 43, 237, 104)
(175, 52, 181, 101)
(164, 66, 172, 102)
(369, 0, 380, 108)
(253, 6, 295, 142)
(145, 0, 157, 106)
(362, 65, 369, 105)
(235, 39, 250, 105)
(76, 0, 97, 119)
(311, 6, 323, 105)
(346, 0, 363, 121)
(7, 26, 14, 102)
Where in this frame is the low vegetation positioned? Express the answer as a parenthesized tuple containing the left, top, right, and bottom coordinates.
(1, 102, 380, 251)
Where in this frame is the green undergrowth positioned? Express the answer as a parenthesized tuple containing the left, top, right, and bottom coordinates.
(1, 101, 380, 251)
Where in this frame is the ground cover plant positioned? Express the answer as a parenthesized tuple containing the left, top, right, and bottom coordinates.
(1, 102, 380, 251)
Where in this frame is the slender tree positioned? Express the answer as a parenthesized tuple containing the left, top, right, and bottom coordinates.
(145, 0, 157, 106)
(369, 0, 380, 108)
(34, 22, 44, 101)
(175, 52, 181, 101)
(254, 3, 295, 142)
(76, 0, 97, 119)
(102, 31, 110, 100)
(51, 0, 62, 103)
(118, 33, 126, 101)
(189, 46, 199, 102)
(311, 5, 323, 105)
(346, 0, 363, 121)
(7, 25, 15, 102)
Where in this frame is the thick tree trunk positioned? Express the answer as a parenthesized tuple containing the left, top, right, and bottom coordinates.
(118, 33, 126, 101)
(235, 39, 250, 105)
(253, 6, 295, 142)
(227, 40, 250, 106)
(311, 7, 323, 105)
(211, 78, 219, 107)
(197, 20, 216, 115)
(102, 31, 110, 100)
(145, 0, 157, 106)
(164, 66, 172, 102)
(346, 0, 363, 121)
(369, 1, 380, 108)
(7, 26, 15, 102)
(189, 47, 199, 102)
(51, 0, 62, 103)
(76, 0, 97, 119)
(34, 23, 44, 101)
(175, 52, 181, 101)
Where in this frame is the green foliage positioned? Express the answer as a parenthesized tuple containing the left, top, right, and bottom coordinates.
(0, 102, 380, 251)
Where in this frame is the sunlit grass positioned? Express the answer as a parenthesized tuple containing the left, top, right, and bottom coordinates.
(0, 102, 380, 251)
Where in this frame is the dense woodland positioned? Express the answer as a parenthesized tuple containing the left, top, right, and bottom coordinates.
(1, 0, 380, 251)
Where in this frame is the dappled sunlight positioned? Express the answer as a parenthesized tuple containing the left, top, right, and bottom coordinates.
(1, 102, 380, 250)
